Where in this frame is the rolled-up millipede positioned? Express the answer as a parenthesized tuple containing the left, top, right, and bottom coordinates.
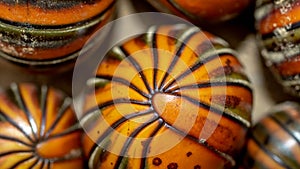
(243, 101, 300, 169)
(0, 0, 116, 66)
(0, 83, 83, 169)
(80, 24, 253, 169)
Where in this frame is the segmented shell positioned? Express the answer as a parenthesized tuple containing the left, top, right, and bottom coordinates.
(147, 0, 252, 22)
(81, 24, 253, 169)
(0, 0, 115, 66)
(243, 102, 300, 169)
(255, 0, 300, 96)
(0, 83, 83, 169)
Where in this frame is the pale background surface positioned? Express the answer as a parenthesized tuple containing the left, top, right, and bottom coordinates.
(0, 0, 298, 123)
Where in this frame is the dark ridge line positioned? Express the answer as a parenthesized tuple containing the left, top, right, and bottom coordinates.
(9, 155, 35, 168)
(251, 133, 292, 169)
(0, 0, 115, 29)
(140, 119, 165, 169)
(113, 116, 159, 169)
(0, 110, 34, 143)
(269, 114, 300, 144)
(0, 0, 101, 10)
(44, 98, 71, 138)
(0, 150, 34, 157)
(0, 135, 33, 148)
(40, 85, 49, 140)
(80, 99, 151, 125)
(151, 27, 159, 91)
(261, 20, 300, 40)
(158, 28, 199, 91)
(119, 46, 154, 94)
(88, 108, 155, 161)
(28, 157, 40, 169)
(180, 95, 248, 127)
(13, 85, 38, 141)
(163, 51, 232, 92)
(46, 126, 81, 140)
(95, 75, 151, 99)
(169, 81, 252, 94)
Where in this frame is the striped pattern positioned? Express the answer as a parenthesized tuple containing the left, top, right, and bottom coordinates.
(255, 0, 300, 96)
(0, 83, 83, 169)
(243, 102, 300, 169)
(147, 0, 252, 22)
(0, 0, 115, 66)
(81, 25, 253, 169)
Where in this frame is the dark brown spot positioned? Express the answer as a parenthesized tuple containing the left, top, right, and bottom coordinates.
(152, 157, 162, 166)
(291, 33, 295, 37)
(211, 95, 241, 108)
(186, 152, 192, 157)
(225, 59, 231, 66)
(167, 37, 177, 46)
(194, 165, 201, 169)
(134, 37, 146, 47)
(167, 162, 178, 169)
(209, 63, 234, 77)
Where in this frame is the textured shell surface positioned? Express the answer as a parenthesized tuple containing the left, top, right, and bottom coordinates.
(147, 0, 253, 23)
(0, 0, 116, 66)
(0, 83, 83, 169)
(255, 0, 300, 97)
(80, 24, 253, 169)
(243, 101, 300, 169)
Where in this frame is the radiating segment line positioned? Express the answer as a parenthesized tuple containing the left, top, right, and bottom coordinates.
(0, 110, 34, 143)
(169, 81, 252, 94)
(150, 27, 159, 91)
(269, 115, 300, 144)
(180, 95, 249, 127)
(88, 108, 155, 160)
(163, 51, 234, 92)
(11, 84, 38, 141)
(119, 46, 153, 94)
(9, 155, 35, 169)
(251, 133, 292, 169)
(96, 75, 151, 99)
(45, 159, 52, 169)
(47, 126, 81, 140)
(158, 27, 199, 90)
(44, 98, 71, 138)
(0, 150, 34, 157)
(97, 98, 151, 110)
(81, 99, 151, 126)
(140, 119, 165, 169)
(113, 116, 159, 169)
(28, 158, 40, 169)
(40, 85, 48, 140)
(40, 160, 46, 169)
(39, 159, 46, 169)
(0, 135, 33, 147)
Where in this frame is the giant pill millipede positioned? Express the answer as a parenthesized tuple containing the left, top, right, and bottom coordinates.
(255, 0, 300, 96)
(242, 101, 300, 169)
(80, 24, 253, 169)
(0, 83, 83, 169)
(0, 0, 115, 66)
